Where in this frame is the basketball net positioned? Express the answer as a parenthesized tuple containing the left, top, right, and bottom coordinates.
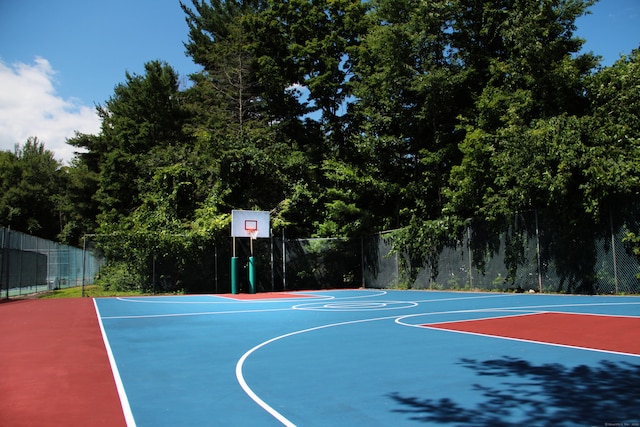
(247, 229, 258, 256)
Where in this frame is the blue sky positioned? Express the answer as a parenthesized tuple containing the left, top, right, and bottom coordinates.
(0, 0, 638, 163)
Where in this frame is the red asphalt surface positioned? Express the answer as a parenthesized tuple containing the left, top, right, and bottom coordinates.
(425, 312, 640, 356)
(0, 292, 312, 427)
(0, 298, 126, 427)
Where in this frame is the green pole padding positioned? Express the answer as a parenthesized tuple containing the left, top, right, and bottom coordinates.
(248, 256, 256, 294)
(231, 257, 238, 294)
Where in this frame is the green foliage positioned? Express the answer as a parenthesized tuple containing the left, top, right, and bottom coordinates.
(0, 137, 63, 240)
(391, 216, 464, 287)
(95, 261, 147, 292)
(7, 0, 640, 294)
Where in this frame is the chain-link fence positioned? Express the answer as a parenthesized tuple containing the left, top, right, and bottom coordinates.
(0, 227, 105, 298)
(189, 236, 363, 294)
(75, 207, 640, 296)
(200, 208, 638, 295)
(364, 209, 640, 294)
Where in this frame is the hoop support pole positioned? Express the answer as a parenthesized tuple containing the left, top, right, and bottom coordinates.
(248, 256, 256, 294)
(231, 256, 239, 294)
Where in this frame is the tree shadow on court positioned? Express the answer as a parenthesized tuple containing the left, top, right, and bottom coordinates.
(389, 356, 640, 426)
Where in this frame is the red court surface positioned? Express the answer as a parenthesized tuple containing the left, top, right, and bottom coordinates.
(425, 312, 640, 356)
(0, 298, 126, 427)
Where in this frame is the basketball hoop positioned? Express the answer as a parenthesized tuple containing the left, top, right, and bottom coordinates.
(245, 219, 258, 240)
(230, 210, 270, 295)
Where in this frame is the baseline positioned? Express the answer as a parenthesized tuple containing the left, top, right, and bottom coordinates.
(423, 311, 640, 357)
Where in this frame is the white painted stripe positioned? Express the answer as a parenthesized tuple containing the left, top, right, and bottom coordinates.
(101, 307, 293, 320)
(93, 299, 136, 427)
(235, 314, 400, 426)
(416, 310, 547, 326)
(420, 326, 640, 358)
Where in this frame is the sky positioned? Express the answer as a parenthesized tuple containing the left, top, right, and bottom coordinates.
(0, 0, 639, 164)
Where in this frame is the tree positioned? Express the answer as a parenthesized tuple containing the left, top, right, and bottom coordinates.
(0, 137, 63, 240)
(93, 61, 190, 225)
(351, 0, 465, 231)
(587, 49, 640, 264)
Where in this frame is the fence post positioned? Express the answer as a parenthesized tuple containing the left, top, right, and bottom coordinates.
(610, 210, 619, 294)
(82, 235, 87, 297)
(361, 236, 365, 288)
(1, 227, 6, 299)
(282, 229, 286, 290)
(214, 245, 218, 293)
(6, 228, 11, 299)
(18, 232, 23, 294)
(395, 251, 399, 288)
(270, 230, 275, 291)
(535, 209, 543, 293)
(467, 226, 473, 288)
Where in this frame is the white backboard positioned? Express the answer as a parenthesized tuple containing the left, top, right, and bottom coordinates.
(231, 210, 270, 238)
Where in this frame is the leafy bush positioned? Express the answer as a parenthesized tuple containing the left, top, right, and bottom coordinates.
(95, 261, 146, 292)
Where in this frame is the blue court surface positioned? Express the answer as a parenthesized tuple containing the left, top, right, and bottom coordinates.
(94, 289, 640, 426)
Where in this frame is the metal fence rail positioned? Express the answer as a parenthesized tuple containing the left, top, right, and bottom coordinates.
(0, 228, 105, 298)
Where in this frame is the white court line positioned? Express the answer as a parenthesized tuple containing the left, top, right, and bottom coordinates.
(292, 300, 418, 311)
(402, 293, 520, 305)
(236, 293, 516, 425)
(235, 314, 401, 427)
(419, 325, 640, 358)
(401, 310, 547, 326)
(394, 300, 640, 328)
(112, 290, 387, 304)
(102, 290, 390, 318)
(101, 291, 640, 425)
(115, 295, 335, 304)
(93, 299, 136, 427)
(101, 307, 293, 320)
(542, 310, 640, 319)
(483, 300, 640, 312)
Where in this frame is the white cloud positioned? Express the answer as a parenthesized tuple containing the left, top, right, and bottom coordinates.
(0, 57, 101, 164)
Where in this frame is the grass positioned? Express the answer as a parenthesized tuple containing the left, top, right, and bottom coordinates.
(38, 284, 157, 299)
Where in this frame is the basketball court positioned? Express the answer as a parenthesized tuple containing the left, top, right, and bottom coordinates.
(12, 289, 632, 426)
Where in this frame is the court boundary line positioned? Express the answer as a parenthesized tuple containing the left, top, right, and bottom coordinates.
(411, 310, 546, 326)
(544, 310, 640, 319)
(101, 307, 294, 320)
(114, 295, 334, 304)
(421, 324, 640, 358)
(93, 299, 136, 427)
(113, 289, 388, 305)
